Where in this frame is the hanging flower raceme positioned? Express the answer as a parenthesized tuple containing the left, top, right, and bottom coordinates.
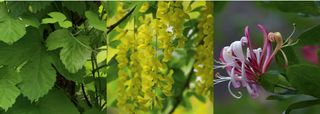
(214, 24, 297, 99)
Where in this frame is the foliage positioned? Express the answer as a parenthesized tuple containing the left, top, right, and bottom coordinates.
(0, 1, 213, 114)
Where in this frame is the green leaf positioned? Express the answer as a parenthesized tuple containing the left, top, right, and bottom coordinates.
(0, 27, 41, 66)
(275, 46, 300, 69)
(0, 3, 26, 44)
(262, 2, 320, 16)
(18, 47, 56, 101)
(58, 20, 72, 28)
(0, 67, 21, 111)
(5, 88, 80, 114)
(52, 51, 86, 82)
(85, 11, 106, 31)
(106, 58, 118, 83)
(29, 2, 52, 13)
(48, 12, 66, 22)
(62, 2, 86, 15)
(0, 17, 26, 44)
(0, 27, 56, 101)
(6, 2, 29, 17)
(102, 1, 117, 17)
(287, 64, 320, 98)
(181, 92, 192, 110)
(297, 24, 320, 45)
(20, 14, 40, 28)
(42, 12, 72, 28)
(283, 99, 320, 114)
(46, 29, 92, 73)
(260, 71, 290, 93)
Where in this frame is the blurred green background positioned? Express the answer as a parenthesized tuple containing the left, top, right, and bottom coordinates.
(214, 1, 320, 114)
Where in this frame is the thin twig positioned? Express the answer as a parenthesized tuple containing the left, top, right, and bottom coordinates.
(81, 83, 92, 107)
(169, 68, 194, 114)
(91, 53, 99, 105)
(106, 6, 136, 34)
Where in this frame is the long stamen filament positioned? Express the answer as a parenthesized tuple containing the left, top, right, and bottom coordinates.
(228, 81, 242, 99)
(279, 49, 289, 68)
(283, 23, 296, 45)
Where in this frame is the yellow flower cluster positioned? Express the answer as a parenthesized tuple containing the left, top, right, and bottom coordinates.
(111, 1, 213, 113)
(114, 3, 176, 112)
(194, 2, 214, 95)
(157, 1, 190, 48)
(115, 26, 136, 112)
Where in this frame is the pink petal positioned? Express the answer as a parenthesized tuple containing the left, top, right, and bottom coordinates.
(302, 46, 319, 64)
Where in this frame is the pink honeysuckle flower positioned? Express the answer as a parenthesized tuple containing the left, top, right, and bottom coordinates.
(214, 24, 298, 99)
(301, 46, 319, 64)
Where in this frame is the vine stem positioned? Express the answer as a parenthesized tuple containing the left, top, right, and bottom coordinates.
(91, 52, 99, 106)
(169, 68, 194, 114)
(81, 83, 92, 107)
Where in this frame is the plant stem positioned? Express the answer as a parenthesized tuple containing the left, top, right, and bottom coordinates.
(81, 83, 92, 107)
(169, 68, 194, 114)
(106, 6, 136, 34)
(91, 53, 99, 106)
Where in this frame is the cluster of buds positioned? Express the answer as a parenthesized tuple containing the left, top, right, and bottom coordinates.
(214, 24, 298, 98)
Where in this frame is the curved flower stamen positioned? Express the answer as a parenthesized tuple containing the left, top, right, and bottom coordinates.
(214, 24, 295, 99)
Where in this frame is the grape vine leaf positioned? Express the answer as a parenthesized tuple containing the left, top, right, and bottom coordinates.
(20, 14, 40, 28)
(52, 51, 86, 82)
(0, 3, 26, 44)
(46, 29, 92, 73)
(0, 27, 42, 66)
(0, 27, 58, 101)
(42, 12, 72, 28)
(18, 47, 56, 101)
(6, 2, 29, 17)
(0, 67, 22, 111)
(85, 11, 107, 31)
(5, 88, 80, 114)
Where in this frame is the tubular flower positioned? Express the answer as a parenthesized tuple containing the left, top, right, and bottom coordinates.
(214, 25, 296, 98)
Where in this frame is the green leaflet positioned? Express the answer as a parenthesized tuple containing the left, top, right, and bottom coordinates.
(46, 29, 92, 73)
(42, 12, 72, 28)
(5, 88, 80, 114)
(85, 10, 107, 31)
(0, 67, 21, 111)
(0, 3, 26, 44)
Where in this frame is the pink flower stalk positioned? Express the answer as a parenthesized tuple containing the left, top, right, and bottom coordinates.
(214, 24, 294, 99)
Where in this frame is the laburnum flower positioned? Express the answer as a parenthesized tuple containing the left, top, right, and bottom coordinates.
(214, 24, 297, 99)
